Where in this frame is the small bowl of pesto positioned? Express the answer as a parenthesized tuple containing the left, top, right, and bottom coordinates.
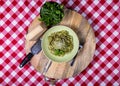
(42, 25, 79, 62)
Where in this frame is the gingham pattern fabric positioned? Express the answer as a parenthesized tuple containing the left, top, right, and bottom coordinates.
(0, 0, 120, 86)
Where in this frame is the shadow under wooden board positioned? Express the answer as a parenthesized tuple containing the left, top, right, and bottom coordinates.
(25, 9, 96, 80)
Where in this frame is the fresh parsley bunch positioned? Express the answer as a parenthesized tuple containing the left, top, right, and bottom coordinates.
(40, 2, 64, 27)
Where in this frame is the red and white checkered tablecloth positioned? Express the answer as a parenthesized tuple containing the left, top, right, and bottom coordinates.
(0, 0, 120, 85)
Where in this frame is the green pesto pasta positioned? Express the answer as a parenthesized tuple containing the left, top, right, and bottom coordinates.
(48, 30, 73, 56)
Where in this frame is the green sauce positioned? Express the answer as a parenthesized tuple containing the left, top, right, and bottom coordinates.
(48, 30, 73, 56)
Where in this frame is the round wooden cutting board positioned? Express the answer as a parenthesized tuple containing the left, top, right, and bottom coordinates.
(25, 9, 96, 81)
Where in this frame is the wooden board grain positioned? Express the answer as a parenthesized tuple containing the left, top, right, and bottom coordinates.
(25, 9, 96, 80)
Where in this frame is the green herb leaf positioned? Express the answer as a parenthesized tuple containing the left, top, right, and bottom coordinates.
(40, 2, 64, 27)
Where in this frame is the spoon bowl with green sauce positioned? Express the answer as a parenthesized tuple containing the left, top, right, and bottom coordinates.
(42, 25, 79, 62)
